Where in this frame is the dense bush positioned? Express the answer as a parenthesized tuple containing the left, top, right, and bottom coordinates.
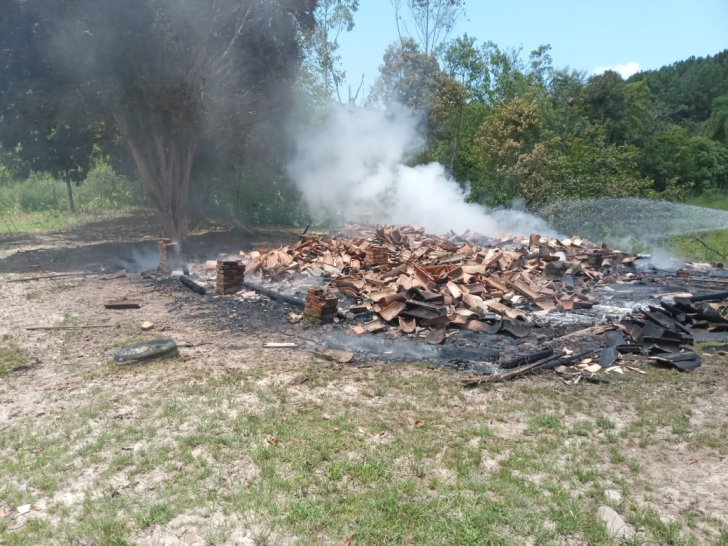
(188, 168, 311, 228)
(0, 159, 146, 213)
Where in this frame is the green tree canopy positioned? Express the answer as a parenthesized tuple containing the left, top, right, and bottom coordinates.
(369, 38, 443, 110)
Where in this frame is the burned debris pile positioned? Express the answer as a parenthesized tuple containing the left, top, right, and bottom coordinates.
(238, 225, 639, 344)
(552, 294, 709, 386)
(156, 225, 728, 382)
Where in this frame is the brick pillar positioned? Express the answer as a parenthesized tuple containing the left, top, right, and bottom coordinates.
(216, 260, 246, 295)
(303, 288, 339, 325)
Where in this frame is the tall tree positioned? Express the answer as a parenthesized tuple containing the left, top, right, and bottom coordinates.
(441, 34, 487, 100)
(303, 0, 360, 105)
(369, 38, 443, 111)
(706, 94, 728, 143)
(0, 0, 317, 241)
(582, 70, 627, 142)
(391, 0, 465, 57)
(0, 1, 107, 211)
(480, 41, 529, 103)
(628, 49, 728, 123)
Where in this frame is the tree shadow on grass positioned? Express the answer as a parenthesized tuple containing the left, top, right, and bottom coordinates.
(0, 213, 300, 274)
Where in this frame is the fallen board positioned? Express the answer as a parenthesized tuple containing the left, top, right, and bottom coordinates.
(104, 300, 142, 309)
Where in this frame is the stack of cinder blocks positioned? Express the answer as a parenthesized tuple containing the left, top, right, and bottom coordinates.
(365, 245, 389, 265)
(159, 239, 180, 274)
(304, 288, 338, 325)
(216, 260, 245, 295)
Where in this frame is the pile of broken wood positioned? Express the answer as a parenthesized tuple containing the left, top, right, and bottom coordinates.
(545, 292, 712, 386)
(238, 225, 640, 345)
(199, 223, 727, 383)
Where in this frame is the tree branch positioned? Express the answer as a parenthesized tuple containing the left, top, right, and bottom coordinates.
(689, 236, 727, 260)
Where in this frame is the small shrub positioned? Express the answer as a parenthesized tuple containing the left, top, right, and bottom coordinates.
(18, 172, 67, 211)
(74, 159, 145, 211)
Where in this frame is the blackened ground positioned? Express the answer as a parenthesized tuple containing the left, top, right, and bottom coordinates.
(142, 271, 658, 375)
(142, 266, 728, 376)
(8, 212, 728, 376)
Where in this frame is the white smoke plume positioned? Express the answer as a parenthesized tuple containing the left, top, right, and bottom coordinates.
(288, 104, 557, 237)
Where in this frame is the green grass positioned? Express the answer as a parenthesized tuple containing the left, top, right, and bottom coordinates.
(0, 210, 84, 234)
(666, 194, 728, 262)
(2, 300, 727, 545)
(1, 357, 725, 545)
(669, 229, 728, 263)
(686, 193, 728, 212)
(0, 343, 29, 377)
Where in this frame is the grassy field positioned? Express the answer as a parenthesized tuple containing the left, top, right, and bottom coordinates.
(669, 229, 728, 264)
(666, 195, 728, 263)
(0, 210, 97, 234)
(1, 346, 727, 545)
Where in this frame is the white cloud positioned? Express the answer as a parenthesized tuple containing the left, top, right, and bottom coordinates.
(593, 61, 641, 79)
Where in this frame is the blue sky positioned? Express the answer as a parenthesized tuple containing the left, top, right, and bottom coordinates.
(338, 0, 728, 96)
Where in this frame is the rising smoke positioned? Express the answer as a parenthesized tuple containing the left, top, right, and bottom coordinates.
(288, 104, 556, 237)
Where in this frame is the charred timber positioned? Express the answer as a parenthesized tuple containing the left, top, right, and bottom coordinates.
(180, 276, 206, 295)
(499, 348, 555, 369)
(462, 351, 566, 386)
(243, 282, 305, 309)
(689, 291, 728, 303)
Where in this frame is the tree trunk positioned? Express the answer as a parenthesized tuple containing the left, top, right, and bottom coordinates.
(449, 108, 464, 176)
(66, 179, 76, 213)
(113, 112, 196, 242)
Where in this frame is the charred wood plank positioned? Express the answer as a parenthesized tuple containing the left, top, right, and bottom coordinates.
(26, 325, 115, 331)
(650, 351, 701, 371)
(689, 292, 728, 303)
(401, 300, 447, 320)
(180, 276, 206, 295)
(462, 351, 566, 386)
(500, 348, 554, 370)
(242, 282, 304, 308)
(7, 272, 90, 283)
(599, 346, 619, 368)
(104, 299, 142, 309)
(604, 330, 627, 347)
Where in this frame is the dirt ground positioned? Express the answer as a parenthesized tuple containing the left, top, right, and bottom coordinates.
(1, 214, 728, 545)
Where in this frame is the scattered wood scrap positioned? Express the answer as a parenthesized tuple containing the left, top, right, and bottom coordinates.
(462, 351, 566, 386)
(313, 349, 355, 363)
(101, 270, 127, 280)
(7, 272, 90, 283)
(26, 325, 115, 331)
(104, 299, 142, 310)
(550, 295, 724, 384)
